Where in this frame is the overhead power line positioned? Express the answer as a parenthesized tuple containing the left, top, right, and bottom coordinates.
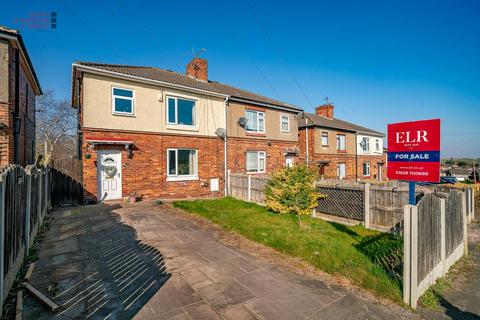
(243, 0, 315, 108)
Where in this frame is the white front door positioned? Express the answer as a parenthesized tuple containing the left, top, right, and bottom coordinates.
(337, 163, 346, 180)
(285, 156, 294, 168)
(97, 150, 122, 201)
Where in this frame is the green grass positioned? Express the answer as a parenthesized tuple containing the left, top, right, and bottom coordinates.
(419, 278, 451, 309)
(174, 197, 403, 303)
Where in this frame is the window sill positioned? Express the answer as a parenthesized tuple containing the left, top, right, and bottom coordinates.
(166, 176, 199, 182)
(246, 132, 267, 137)
(166, 124, 199, 132)
(246, 171, 266, 175)
(112, 112, 135, 117)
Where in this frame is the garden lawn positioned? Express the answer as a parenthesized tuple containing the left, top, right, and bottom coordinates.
(174, 197, 403, 304)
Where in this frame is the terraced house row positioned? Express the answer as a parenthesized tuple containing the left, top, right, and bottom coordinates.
(71, 58, 387, 202)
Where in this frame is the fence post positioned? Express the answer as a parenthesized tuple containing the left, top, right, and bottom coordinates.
(410, 205, 419, 309)
(24, 168, 32, 251)
(247, 175, 251, 202)
(462, 191, 468, 257)
(440, 198, 446, 276)
(38, 171, 43, 225)
(472, 189, 475, 221)
(0, 175, 5, 316)
(403, 205, 411, 305)
(227, 170, 231, 196)
(364, 183, 370, 229)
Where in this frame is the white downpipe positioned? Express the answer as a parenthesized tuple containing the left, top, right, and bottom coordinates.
(224, 96, 229, 196)
(305, 117, 309, 165)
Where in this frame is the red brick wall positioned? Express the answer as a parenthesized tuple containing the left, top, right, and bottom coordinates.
(227, 137, 298, 174)
(82, 129, 225, 202)
(298, 127, 357, 180)
(0, 45, 36, 167)
(357, 155, 387, 181)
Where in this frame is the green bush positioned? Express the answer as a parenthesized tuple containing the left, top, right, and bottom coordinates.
(265, 165, 321, 220)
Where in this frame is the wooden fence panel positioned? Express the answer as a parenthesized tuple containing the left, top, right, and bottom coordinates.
(404, 189, 468, 309)
(445, 190, 464, 257)
(369, 186, 409, 229)
(416, 194, 442, 283)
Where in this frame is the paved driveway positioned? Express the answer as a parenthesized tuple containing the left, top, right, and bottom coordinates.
(24, 202, 416, 319)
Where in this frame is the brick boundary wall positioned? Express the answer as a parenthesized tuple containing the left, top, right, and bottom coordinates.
(82, 129, 225, 202)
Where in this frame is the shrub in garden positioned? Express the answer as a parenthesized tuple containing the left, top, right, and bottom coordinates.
(265, 165, 321, 223)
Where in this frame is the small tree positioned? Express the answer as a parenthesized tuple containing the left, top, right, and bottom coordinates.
(265, 165, 321, 225)
(36, 90, 77, 164)
(457, 160, 468, 167)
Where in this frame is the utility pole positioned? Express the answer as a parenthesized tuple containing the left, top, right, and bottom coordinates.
(474, 160, 477, 182)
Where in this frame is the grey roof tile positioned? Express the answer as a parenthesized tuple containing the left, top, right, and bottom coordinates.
(300, 112, 384, 136)
(75, 61, 301, 111)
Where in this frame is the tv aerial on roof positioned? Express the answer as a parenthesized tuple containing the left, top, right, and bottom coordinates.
(191, 48, 207, 59)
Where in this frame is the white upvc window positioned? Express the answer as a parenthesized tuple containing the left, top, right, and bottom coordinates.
(167, 148, 198, 180)
(321, 132, 329, 146)
(112, 87, 134, 115)
(336, 134, 346, 151)
(280, 114, 290, 132)
(246, 151, 266, 173)
(167, 96, 196, 126)
(362, 137, 370, 152)
(376, 139, 380, 151)
(245, 110, 265, 133)
(363, 162, 371, 176)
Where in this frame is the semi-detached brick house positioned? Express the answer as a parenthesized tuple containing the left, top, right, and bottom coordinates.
(71, 58, 301, 202)
(298, 104, 386, 181)
(0, 26, 42, 167)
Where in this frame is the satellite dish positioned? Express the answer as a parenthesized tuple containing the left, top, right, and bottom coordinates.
(238, 117, 248, 127)
(215, 128, 226, 139)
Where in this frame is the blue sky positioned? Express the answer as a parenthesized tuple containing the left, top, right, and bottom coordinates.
(2, 0, 479, 157)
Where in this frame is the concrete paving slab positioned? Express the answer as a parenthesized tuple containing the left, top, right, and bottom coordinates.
(24, 202, 417, 320)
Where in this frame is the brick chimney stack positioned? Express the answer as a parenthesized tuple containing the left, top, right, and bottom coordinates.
(186, 58, 208, 82)
(315, 104, 334, 119)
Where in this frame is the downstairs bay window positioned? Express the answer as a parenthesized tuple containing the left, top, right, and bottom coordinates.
(167, 149, 198, 181)
(246, 151, 266, 173)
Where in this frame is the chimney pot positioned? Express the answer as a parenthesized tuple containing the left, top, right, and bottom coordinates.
(315, 104, 334, 119)
(186, 58, 208, 82)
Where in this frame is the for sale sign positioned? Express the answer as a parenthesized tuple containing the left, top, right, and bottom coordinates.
(387, 119, 440, 182)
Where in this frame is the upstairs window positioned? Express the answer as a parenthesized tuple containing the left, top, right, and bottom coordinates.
(246, 151, 266, 173)
(280, 115, 290, 132)
(112, 88, 134, 115)
(336, 134, 346, 151)
(362, 137, 370, 152)
(167, 96, 196, 126)
(321, 132, 329, 146)
(363, 162, 371, 176)
(376, 139, 380, 151)
(246, 110, 265, 133)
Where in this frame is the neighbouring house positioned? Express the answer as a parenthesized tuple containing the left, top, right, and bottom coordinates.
(298, 104, 386, 181)
(445, 167, 479, 182)
(0, 26, 42, 167)
(71, 58, 301, 202)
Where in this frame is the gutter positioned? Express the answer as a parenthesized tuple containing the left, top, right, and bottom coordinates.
(227, 96, 302, 113)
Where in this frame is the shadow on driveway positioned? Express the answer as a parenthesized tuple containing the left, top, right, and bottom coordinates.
(23, 203, 170, 319)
